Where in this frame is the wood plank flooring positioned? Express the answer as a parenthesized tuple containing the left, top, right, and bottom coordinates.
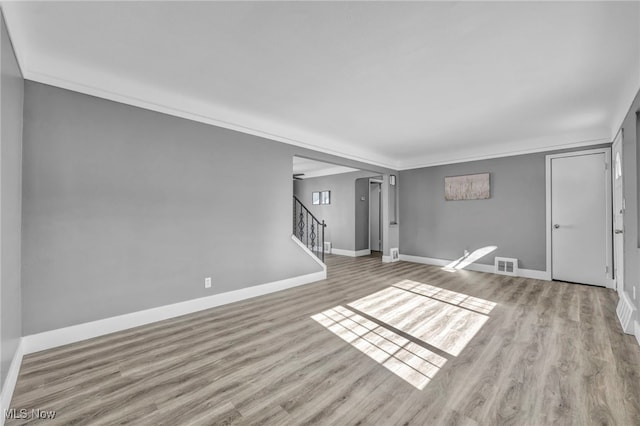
(7, 254, 640, 425)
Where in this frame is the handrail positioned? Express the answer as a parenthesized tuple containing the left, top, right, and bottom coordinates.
(293, 195, 326, 262)
(293, 195, 324, 225)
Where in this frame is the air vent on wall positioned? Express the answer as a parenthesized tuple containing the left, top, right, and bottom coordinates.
(324, 242, 331, 254)
(495, 257, 518, 276)
(616, 292, 636, 334)
(390, 248, 400, 262)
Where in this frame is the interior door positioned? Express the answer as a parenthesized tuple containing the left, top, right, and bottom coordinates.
(369, 183, 381, 251)
(612, 133, 624, 294)
(551, 153, 607, 286)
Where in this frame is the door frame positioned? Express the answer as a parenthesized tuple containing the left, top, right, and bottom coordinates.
(611, 129, 624, 295)
(545, 147, 613, 287)
(368, 178, 383, 251)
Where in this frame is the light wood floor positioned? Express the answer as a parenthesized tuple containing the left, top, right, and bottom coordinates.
(8, 255, 640, 425)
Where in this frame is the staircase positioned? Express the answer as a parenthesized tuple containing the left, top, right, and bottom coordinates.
(293, 196, 326, 262)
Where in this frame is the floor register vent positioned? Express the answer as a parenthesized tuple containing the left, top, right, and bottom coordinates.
(495, 257, 518, 276)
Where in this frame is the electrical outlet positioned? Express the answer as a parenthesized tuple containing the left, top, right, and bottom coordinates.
(205, 277, 212, 289)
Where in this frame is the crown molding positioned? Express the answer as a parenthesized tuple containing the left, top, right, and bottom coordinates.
(398, 136, 612, 170)
(611, 81, 640, 137)
(22, 69, 618, 173)
(23, 69, 400, 170)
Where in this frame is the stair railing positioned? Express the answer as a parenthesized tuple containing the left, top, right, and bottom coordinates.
(293, 195, 326, 262)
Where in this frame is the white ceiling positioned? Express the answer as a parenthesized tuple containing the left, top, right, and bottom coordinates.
(293, 156, 359, 179)
(3, 2, 639, 169)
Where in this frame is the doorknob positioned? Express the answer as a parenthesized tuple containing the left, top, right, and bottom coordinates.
(553, 224, 560, 229)
(615, 229, 623, 234)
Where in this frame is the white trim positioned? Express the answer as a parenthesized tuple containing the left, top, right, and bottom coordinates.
(519, 268, 553, 281)
(22, 269, 325, 355)
(331, 248, 371, 257)
(0, 339, 24, 425)
(545, 148, 613, 287)
(296, 165, 360, 180)
(611, 82, 640, 140)
(291, 235, 327, 272)
(635, 320, 640, 346)
(19, 71, 618, 174)
(382, 255, 392, 263)
(399, 254, 494, 273)
(398, 254, 549, 280)
(612, 130, 624, 297)
(25, 70, 397, 170)
(399, 254, 453, 268)
(545, 154, 553, 281)
(399, 137, 611, 170)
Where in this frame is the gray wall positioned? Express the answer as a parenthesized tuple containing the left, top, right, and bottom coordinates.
(400, 150, 587, 271)
(21, 82, 332, 335)
(1, 12, 23, 386)
(618, 87, 639, 310)
(293, 171, 378, 251)
(400, 145, 612, 271)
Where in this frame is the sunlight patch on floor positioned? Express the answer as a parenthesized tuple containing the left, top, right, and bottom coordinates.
(348, 282, 494, 357)
(393, 279, 497, 315)
(312, 280, 496, 389)
(311, 306, 446, 390)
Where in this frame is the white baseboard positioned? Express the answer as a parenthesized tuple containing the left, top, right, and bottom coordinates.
(398, 254, 549, 280)
(635, 320, 640, 346)
(22, 269, 326, 355)
(399, 254, 451, 267)
(331, 248, 371, 257)
(382, 248, 401, 263)
(0, 339, 24, 425)
(518, 269, 550, 280)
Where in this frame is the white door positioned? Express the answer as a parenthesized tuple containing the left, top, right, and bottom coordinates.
(612, 132, 624, 294)
(551, 153, 607, 286)
(370, 183, 381, 251)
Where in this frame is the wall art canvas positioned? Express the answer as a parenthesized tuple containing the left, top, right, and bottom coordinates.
(444, 173, 490, 201)
(312, 190, 331, 205)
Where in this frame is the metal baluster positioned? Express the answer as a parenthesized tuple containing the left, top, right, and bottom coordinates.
(292, 196, 326, 263)
(321, 220, 325, 262)
(305, 210, 309, 247)
(298, 208, 304, 241)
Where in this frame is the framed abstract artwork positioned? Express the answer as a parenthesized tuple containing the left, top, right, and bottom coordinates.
(444, 173, 490, 201)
